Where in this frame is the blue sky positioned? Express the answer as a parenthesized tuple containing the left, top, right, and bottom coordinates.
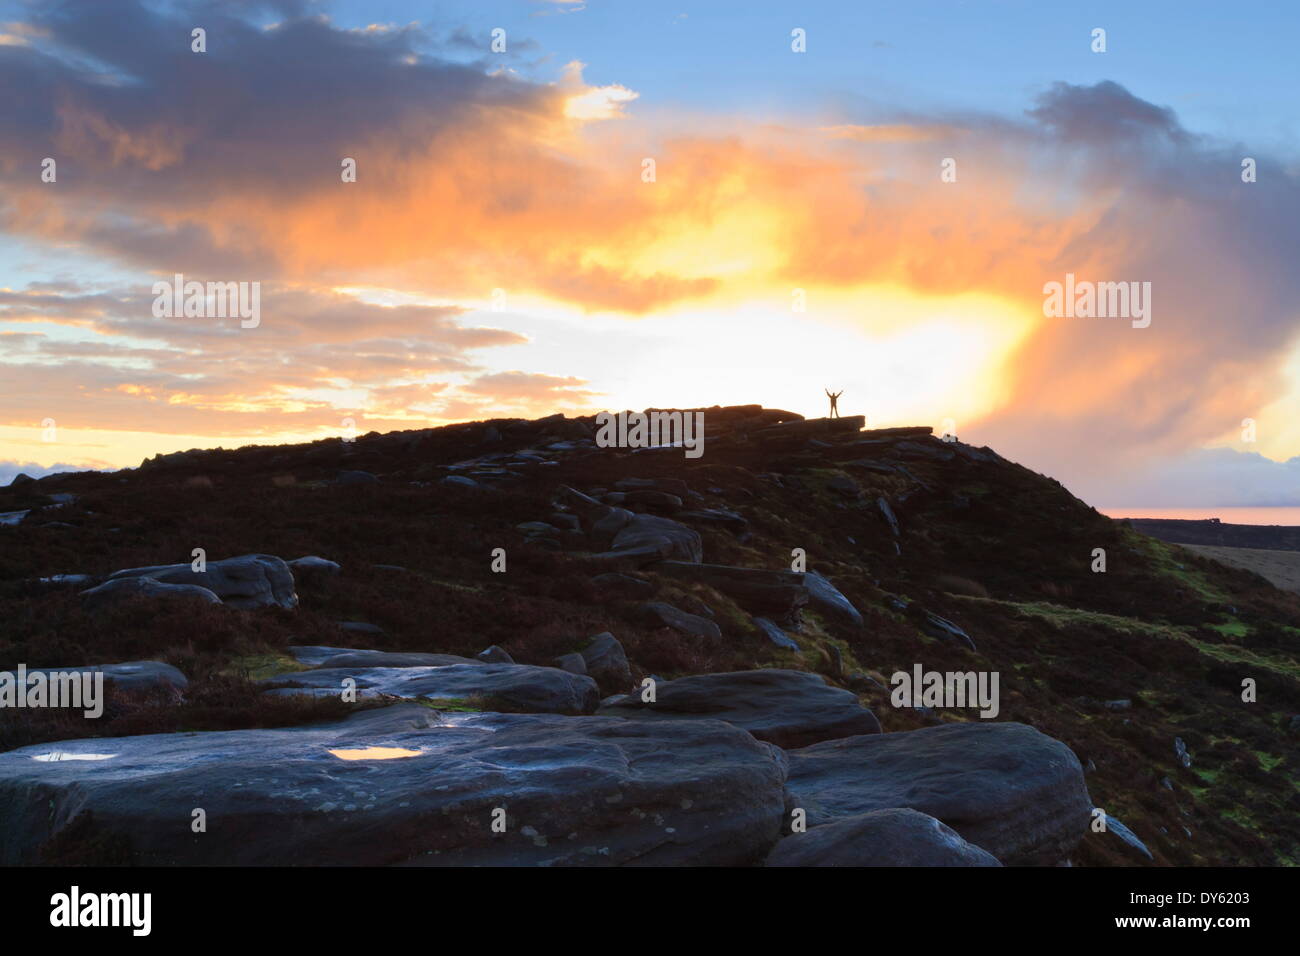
(327, 0, 1298, 146)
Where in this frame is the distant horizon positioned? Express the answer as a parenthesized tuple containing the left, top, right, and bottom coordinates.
(6, 405, 1300, 524)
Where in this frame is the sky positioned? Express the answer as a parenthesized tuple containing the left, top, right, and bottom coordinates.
(1, 0, 1298, 508)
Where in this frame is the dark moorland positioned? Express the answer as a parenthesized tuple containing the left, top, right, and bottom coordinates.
(1, 405, 1297, 866)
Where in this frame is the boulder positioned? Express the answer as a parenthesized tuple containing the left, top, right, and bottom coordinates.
(598, 670, 880, 749)
(580, 632, 631, 691)
(785, 721, 1092, 865)
(18, 661, 188, 696)
(766, 808, 1002, 867)
(800, 570, 863, 629)
(753, 416, 866, 448)
(921, 612, 976, 651)
(0, 704, 787, 866)
(288, 556, 341, 584)
(638, 602, 721, 640)
(753, 617, 801, 652)
(877, 497, 900, 537)
(108, 554, 298, 610)
(476, 645, 514, 665)
(37, 574, 95, 587)
(1097, 811, 1154, 862)
(611, 513, 702, 563)
(556, 486, 702, 563)
(553, 653, 588, 676)
(79, 576, 222, 613)
(263, 662, 599, 715)
(894, 439, 956, 462)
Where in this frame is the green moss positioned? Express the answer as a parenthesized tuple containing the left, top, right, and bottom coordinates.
(1181, 635, 1300, 681)
(953, 595, 1300, 680)
(1255, 751, 1284, 772)
(1207, 619, 1251, 639)
(954, 595, 1184, 638)
(413, 697, 482, 713)
(1221, 806, 1260, 832)
(225, 652, 306, 681)
(1124, 532, 1229, 603)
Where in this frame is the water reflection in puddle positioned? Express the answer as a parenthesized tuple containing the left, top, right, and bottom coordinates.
(33, 752, 116, 762)
(329, 746, 422, 761)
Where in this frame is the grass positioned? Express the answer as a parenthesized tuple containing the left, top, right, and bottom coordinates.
(951, 594, 1184, 638)
(1125, 531, 1230, 604)
(1254, 751, 1283, 772)
(224, 652, 307, 681)
(1181, 634, 1300, 681)
(1207, 619, 1251, 639)
(952, 594, 1300, 680)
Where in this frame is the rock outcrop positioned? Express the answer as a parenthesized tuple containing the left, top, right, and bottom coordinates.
(105, 554, 298, 610)
(785, 722, 1091, 864)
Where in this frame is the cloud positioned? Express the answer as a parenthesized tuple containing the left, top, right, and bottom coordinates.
(0, 2, 1297, 501)
(0, 283, 534, 436)
(1086, 447, 1300, 508)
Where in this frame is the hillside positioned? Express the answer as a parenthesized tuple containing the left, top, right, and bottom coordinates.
(1, 405, 1297, 866)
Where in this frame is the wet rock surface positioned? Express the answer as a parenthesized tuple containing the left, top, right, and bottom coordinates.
(0, 704, 786, 866)
(785, 721, 1092, 865)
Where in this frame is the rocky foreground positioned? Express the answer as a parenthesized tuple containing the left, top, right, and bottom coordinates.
(1, 405, 1297, 865)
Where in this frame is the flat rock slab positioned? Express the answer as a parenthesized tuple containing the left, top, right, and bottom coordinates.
(263, 662, 599, 715)
(598, 669, 880, 749)
(107, 554, 297, 610)
(0, 704, 786, 866)
(785, 721, 1092, 865)
(766, 808, 1002, 867)
(287, 646, 480, 669)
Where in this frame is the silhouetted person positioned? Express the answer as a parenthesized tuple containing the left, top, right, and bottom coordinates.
(825, 388, 843, 418)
